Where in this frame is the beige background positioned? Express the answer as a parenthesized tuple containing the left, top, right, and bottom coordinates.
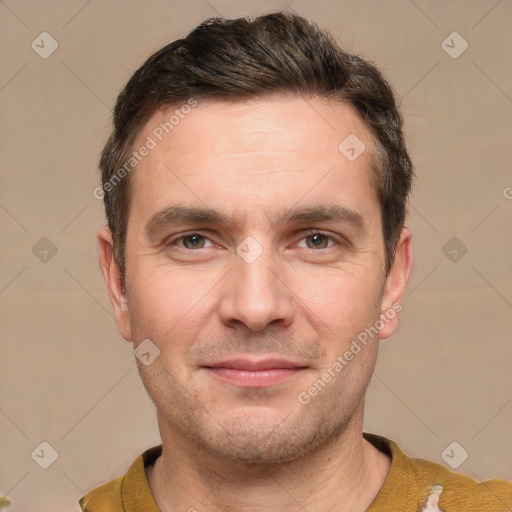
(1, 0, 511, 510)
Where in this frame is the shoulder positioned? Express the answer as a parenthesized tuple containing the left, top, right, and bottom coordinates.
(78, 476, 123, 512)
(395, 442, 512, 509)
(364, 432, 512, 510)
(408, 455, 512, 509)
(78, 444, 162, 512)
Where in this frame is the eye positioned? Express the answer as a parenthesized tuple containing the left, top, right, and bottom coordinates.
(297, 232, 336, 250)
(174, 233, 214, 249)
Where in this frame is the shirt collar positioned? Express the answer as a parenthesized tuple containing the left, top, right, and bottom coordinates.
(120, 432, 412, 511)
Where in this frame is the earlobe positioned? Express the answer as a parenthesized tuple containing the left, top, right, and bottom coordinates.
(379, 228, 413, 340)
(98, 226, 133, 341)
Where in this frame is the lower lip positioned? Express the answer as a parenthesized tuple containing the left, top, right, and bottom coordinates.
(206, 367, 304, 387)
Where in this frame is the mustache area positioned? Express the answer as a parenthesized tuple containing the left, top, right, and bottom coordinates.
(186, 334, 325, 368)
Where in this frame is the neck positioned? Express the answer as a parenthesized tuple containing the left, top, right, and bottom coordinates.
(147, 408, 391, 512)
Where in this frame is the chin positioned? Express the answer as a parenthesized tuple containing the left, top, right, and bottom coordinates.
(186, 406, 346, 467)
(200, 431, 309, 466)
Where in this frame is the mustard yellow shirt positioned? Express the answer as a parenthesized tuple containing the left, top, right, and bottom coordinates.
(79, 432, 512, 511)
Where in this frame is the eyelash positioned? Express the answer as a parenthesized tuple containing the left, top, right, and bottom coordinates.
(167, 230, 341, 251)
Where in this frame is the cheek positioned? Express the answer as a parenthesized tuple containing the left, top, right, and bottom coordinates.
(127, 274, 177, 347)
(298, 267, 382, 337)
(128, 267, 219, 373)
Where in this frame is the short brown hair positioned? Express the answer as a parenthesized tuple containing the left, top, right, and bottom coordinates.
(99, 11, 413, 278)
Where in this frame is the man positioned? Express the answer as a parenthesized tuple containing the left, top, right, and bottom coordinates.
(81, 11, 512, 512)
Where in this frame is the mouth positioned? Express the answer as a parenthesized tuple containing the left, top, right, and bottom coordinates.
(202, 358, 308, 388)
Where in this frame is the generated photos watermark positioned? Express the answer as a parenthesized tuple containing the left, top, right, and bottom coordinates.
(93, 97, 198, 200)
(298, 302, 402, 405)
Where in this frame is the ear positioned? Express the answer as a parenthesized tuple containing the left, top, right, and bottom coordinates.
(98, 226, 133, 341)
(378, 227, 413, 340)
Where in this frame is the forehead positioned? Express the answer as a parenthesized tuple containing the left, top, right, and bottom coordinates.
(128, 95, 378, 216)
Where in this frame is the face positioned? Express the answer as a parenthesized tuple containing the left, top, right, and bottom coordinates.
(99, 94, 412, 464)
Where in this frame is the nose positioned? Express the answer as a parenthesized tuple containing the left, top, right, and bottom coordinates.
(218, 244, 295, 332)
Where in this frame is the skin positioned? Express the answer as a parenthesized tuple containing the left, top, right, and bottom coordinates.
(99, 94, 413, 511)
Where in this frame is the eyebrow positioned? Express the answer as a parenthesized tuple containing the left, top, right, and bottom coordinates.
(282, 204, 364, 229)
(146, 205, 229, 234)
(145, 203, 365, 234)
